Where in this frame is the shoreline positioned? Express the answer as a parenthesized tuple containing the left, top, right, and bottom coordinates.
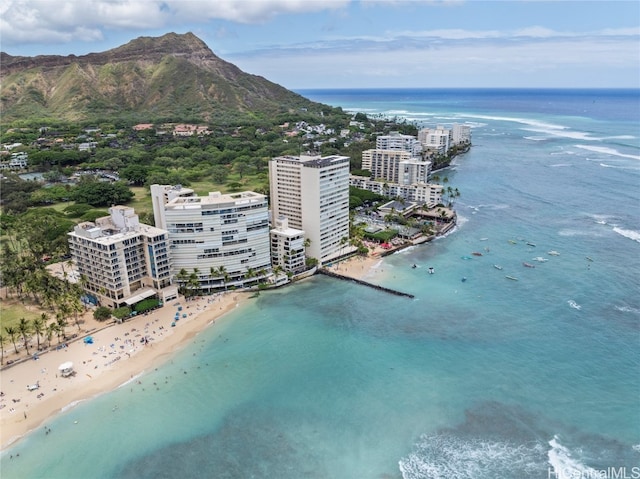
(0, 291, 249, 451)
(0, 219, 456, 452)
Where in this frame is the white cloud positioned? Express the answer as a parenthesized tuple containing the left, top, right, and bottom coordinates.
(0, 0, 350, 46)
(229, 36, 640, 88)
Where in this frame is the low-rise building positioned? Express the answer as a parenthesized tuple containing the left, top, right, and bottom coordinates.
(350, 175, 443, 207)
(270, 216, 306, 274)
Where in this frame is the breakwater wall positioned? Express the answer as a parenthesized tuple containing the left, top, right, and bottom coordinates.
(318, 269, 415, 299)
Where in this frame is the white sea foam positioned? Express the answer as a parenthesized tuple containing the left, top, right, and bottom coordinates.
(460, 113, 567, 131)
(615, 305, 640, 314)
(558, 229, 604, 238)
(524, 136, 549, 141)
(522, 127, 600, 141)
(599, 163, 640, 170)
(548, 435, 598, 479)
(476, 203, 509, 210)
(575, 144, 640, 161)
(399, 434, 543, 479)
(117, 371, 145, 388)
(550, 163, 573, 167)
(60, 400, 85, 413)
(613, 227, 640, 243)
(455, 214, 469, 228)
(567, 300, 582, 310)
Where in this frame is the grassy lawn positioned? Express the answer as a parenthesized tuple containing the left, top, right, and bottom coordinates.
(23, 172, 270, 232)
(0, 299, 43, 331)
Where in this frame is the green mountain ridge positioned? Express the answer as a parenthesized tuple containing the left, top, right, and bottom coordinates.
(0, 32, 323, 123)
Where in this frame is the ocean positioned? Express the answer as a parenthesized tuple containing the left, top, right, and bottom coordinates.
(2, 89, 639, 478)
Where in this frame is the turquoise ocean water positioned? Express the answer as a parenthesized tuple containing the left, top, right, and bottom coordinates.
(2, 89, 639, 478)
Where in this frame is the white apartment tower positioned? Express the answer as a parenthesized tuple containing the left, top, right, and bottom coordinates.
(362, 149, 412, 183)
(376, 131, 422, 156)
(150, 184, 196, 229)
(362, 149, 431, 185)
(418, 125, 452, 154)
(452, 123, 472, 145)
(269, 154, 350, 265)
(151, 187, 272, 292)
(270, 216, 306, 274)
(399, 159, 432, 185)
(68, 206, 176, 308)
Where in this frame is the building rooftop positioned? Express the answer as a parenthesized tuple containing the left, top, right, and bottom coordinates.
(165, 191, 266, 209)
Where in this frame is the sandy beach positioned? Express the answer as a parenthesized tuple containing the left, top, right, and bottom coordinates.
(0, 292, 248, 450)
(0, 248, 388, 451)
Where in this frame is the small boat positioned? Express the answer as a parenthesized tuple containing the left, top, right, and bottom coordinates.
(532, 256, 548, 262)
(471, 252, 483, 256)
(505, 275, 518, 281)
(461, 277, 467, 282)
(480, 238, 489, 241)
(428, 267, 435, 274)
(548, 250, 560, 256)
(493, 264, 503, 270)
(523, 262, 535, 268)
(586, 256, 594, 262)
(526, 242, 536, 247)
(412, 264, 417, 269)
(508, 240, 517, 244)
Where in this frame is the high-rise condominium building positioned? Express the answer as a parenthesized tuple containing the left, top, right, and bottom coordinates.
(269, 154, 350, 265)
(150, 187, 272, 292)
(68, 206, 176, 308)
(362, 149, 431, 185)
(376, 131, 422, 156)
(150, 184, 196, 229)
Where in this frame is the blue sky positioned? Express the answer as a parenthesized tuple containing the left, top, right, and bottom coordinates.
(1, 0, 639, 89)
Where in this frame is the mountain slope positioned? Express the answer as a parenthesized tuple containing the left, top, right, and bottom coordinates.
(0, 32, 322, 122)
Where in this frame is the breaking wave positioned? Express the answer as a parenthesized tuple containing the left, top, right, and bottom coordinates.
(399, 434, 544, 479)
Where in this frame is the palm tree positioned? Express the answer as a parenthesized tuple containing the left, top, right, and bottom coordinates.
(218, 265, 229, 291)
(187, 272, 200, 297)
(208, 266, 219, 292)
(177, 268, 189, 295)
(46, 322, 57, 349)
(5, 326, 19, 354)
(0, 333, 6, 364)
(68, 294, 84, 331)
(56, 314, 68, 341)
(32, 314, 46, 351)
(17, 317, 31, 355)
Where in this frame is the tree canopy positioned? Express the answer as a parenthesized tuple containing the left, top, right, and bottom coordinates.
(71, 178, 134, 207)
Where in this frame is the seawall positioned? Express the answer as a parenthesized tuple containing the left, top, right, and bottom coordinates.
(317, 268, 414, 299)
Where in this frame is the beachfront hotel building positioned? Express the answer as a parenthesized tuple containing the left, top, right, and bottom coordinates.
(68, 206, 177, 308)
(150, 186, 272, 292)
(270, 216, 306, 274)
(269, 154, 351, 265)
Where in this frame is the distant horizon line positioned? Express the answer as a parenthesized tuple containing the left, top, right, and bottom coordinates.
(295, 87, 639, 92)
